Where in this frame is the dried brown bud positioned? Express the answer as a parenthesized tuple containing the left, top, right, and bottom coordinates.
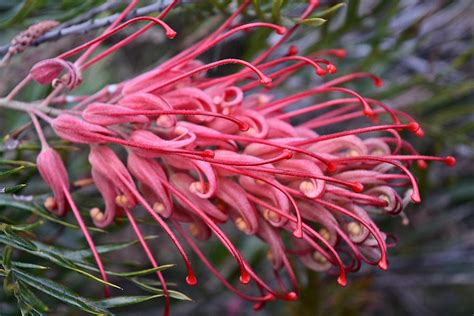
(9, 20, 59, 55)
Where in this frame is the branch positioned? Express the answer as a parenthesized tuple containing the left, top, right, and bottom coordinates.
(0, 98, 60, 116)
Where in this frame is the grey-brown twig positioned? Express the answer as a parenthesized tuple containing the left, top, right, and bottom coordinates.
(0, 98, 61, 116)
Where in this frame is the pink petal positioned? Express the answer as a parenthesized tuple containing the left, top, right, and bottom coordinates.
(83, 102, 149, 126)
(36, 148, 69, 216)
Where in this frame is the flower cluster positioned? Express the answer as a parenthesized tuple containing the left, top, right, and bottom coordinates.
(9, 0, 455, 314)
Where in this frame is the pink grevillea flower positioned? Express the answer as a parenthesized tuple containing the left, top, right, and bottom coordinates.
(30, 58, 82, 89)
(22, 0, 457, 313)
(36, 147, 69, 216)
(36, 146, 110, 297)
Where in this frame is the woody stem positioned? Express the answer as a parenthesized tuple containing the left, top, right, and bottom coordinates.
(0, 98, 61, 116)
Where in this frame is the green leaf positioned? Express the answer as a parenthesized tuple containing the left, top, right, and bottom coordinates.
(165, 289, 193, 302)
(0, 0, 42, 27)
(298, 17, 327, 27)
(10, 233, 172, 289)
(2, 245, 12, 269)
(271, 0, 283, 22)
(95, 295, 163, 309)
(108, 264, 175, 278)
(1, 255, 43, 272)
(252, 0, 264, 19)
(59, 236, 158, 261)
(131, 278, 192, 301)
(0, 227, 37, 251)
(17, 281, 49, 313)
(0, 159, 36, 168)
(0, 195, 104, 232)
(30, 237, 172, 280)
(12, 267, 111, 315)
(3, 268, 14, 294)
(314, 3, 347, 18)
(12, 261, 49, 270)
(0, 228, 120, 289)
(0, 165, 25, 177)
(1, 184, 27, 194)
(10, 221, 44, 232)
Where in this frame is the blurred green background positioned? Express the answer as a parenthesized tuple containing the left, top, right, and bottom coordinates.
(0, 0, 473, 315)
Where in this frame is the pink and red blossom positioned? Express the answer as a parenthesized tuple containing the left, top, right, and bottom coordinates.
(10, 0, 456, 314)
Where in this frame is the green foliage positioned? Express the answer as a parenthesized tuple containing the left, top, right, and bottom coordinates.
(0, 192, 185, 315)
